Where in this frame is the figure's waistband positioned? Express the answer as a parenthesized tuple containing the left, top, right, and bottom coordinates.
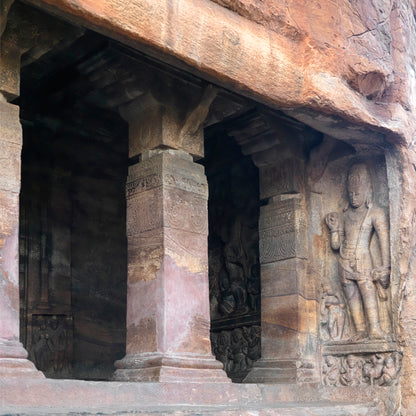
(338, 258, 371, 282)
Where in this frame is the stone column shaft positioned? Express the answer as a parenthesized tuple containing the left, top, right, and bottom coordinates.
(244, 157, 318, 383)
(114, 149, 228, 382)
(0, 99, 43, 378)
(114, 106, 229, 382)
(114, 84, 227, 381)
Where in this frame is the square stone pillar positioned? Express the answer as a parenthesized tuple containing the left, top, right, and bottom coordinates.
(244, 158, 319, 383)
(114, 87, 228, 382)
(0, 99, 43, 378)
(114, 149, 228, 382)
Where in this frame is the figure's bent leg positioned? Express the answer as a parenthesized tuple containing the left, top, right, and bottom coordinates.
(342, 282, 366, 338)
(358, 281, 385, 339)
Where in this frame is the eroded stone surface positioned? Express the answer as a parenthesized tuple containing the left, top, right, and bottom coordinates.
(0, 0, 415, 414)
(23, 0, 416, 146)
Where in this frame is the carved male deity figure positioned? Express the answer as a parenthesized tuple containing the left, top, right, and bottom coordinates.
(325, 163, 390, 341)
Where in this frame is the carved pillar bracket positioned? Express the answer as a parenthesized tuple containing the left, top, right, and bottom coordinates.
(0, 2, 84, 101)
(230, 112, 319, 383)
(113, 83, 229, 382)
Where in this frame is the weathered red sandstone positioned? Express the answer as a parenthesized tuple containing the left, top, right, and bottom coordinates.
(0, 0, 415, 414)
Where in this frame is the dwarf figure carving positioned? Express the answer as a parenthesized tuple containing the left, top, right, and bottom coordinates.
(379, 353, 401, 386)
(321, 289, 346, 341)
(340, 354, 363, 386)
(325, 163, 390, 341)
(323, 355, 341, 386)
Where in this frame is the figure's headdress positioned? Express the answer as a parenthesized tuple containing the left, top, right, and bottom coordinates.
(346, 163, 372, 208)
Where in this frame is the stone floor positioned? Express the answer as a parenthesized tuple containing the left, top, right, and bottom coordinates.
(0, 404, 379, 415)
(0, 379, 387, 416)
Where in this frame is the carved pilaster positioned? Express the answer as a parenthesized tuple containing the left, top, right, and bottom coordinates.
(0, 2, 83, 378)
(0, 2, 83, 100)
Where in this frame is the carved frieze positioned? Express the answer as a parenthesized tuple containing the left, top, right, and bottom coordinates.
(211, 325, 261, 382)
(206, 135, 260, 322)
(28, 314, 73, 378)
(323, 352, 402, 387)
(126, 150, 208, 200)
(205, 133, 261, 380)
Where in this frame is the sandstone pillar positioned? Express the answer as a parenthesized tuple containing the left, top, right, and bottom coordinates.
(0, 8, 44, 377)
(113, 88, 229, 382)
(244, 157, 318, 383)
(0, 99, 43, 378)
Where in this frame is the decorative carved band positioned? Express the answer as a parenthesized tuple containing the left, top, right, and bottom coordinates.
(323, 351, 402, 387)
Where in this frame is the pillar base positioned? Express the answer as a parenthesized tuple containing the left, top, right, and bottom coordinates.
(0, 340, 44, 378)
(113, 353, 230, 383)
(243, 359, 317, 384)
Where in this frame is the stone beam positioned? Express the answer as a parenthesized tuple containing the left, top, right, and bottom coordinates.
(25, 0, 415, 145)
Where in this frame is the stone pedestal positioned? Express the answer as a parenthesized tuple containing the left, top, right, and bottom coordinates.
(244, 158, 319, 383)
(0, 100, 43, 378)
(113, 149, 228, 382)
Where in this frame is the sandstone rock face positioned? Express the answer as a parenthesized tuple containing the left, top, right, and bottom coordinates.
(24, 0, 416, 142)
(0, 0, 415, 414)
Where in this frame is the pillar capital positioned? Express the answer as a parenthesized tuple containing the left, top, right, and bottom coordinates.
(120, 85, 217, 159)
(0, 1, 83, 101)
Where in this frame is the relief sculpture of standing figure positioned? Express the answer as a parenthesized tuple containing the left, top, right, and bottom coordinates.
(325, 163, 390, 341)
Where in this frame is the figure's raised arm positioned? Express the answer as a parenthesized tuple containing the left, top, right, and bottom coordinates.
(325, 212, 342, 250)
